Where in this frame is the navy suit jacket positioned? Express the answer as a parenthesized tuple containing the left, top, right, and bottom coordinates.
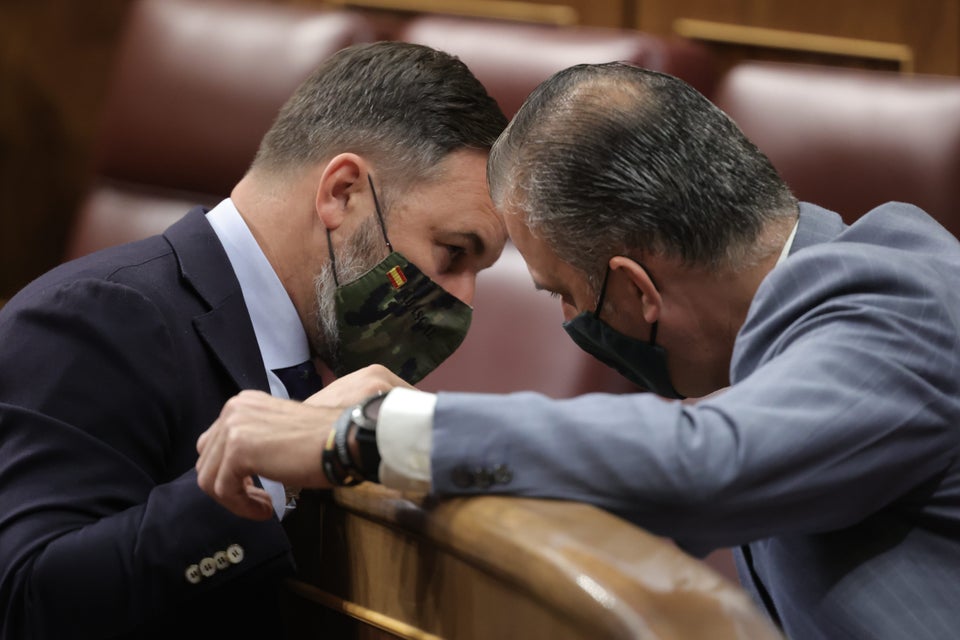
(0, 210, 294, 638)
(430, 203, 960, 638)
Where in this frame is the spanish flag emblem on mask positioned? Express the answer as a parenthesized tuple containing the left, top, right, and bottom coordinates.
(386, 265, 408, 289)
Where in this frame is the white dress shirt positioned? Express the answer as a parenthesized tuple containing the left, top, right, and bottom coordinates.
(207, 198, 311, 518)
(376, 217, 802, 490)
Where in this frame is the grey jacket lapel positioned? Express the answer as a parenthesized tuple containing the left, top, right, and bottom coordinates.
(164, 208, 270, 393)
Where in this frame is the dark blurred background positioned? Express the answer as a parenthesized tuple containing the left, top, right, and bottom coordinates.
(1, 0, 957, 299)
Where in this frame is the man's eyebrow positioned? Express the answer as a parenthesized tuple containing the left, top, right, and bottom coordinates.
(444, 231, 484, 256)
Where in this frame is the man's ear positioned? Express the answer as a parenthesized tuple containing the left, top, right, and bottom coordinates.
(315, 153, 368, 231)
(609, 255, 661, 325)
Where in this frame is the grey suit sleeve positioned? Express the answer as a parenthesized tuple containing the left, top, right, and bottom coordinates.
(431, 244, 960, 554)
(0, 279, 291, 639)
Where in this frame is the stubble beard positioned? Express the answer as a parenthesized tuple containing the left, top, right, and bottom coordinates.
(311, 216, 386, 371)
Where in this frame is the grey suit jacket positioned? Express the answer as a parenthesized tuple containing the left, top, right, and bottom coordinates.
(0, 209, 294, 639)
(431, 202, 960, 639)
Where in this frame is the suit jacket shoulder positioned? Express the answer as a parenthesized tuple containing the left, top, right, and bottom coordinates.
(0, 208, 291, 639)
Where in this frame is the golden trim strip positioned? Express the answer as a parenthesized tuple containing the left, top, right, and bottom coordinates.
(285, 579, 444, 640)
(674, 18, 914, 72)
(326, 0, 579, 26)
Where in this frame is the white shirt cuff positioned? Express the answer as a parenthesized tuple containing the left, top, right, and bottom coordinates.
(377, 387, 436, 491)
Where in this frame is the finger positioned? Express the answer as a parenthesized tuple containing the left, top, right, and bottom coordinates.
(197, 393, 266, 489)
(212, 477, 273, 521)
(196, 418, 228, 494)
(239, 484, 275, 521)
(304, 366, 399, 406)
(367, 363, 416, 390)
(196, 426, 211, 453)
(211, 449, 257, 517)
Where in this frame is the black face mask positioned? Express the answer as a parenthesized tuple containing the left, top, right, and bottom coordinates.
(562, 265, 684, 399)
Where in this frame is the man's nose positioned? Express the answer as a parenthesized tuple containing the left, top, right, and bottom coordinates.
(440, 272, 476, 306)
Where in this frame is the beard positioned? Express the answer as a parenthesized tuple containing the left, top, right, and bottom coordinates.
(311, 215, 386, 370)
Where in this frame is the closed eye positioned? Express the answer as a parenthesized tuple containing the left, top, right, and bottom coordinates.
(538, 287, 573, 307)
(436, 243, 468, 273)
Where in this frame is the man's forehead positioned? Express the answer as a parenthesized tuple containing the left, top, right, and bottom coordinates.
(430, 195, 507, 262)
(502, 212, 569, 289)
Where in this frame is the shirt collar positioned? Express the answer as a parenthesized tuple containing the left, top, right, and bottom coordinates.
(206, 198, 310, 370)
(775, 218, 800, 267)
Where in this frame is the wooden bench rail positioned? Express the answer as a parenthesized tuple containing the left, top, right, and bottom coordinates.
(283, 484, 781, 639)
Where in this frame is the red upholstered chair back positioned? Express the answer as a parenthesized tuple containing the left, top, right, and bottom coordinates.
(419, 243, 639, 398)
(713, 61, 960, 237)
(399, 15, 717, 118)
(65, 0, 373, 260)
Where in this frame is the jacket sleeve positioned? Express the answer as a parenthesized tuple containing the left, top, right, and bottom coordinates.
(430, 244, 960, 555)
(0, 278, 292, 639)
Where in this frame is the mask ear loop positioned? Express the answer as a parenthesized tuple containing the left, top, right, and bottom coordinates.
(325, 228, 340, 288)
(593, 265, 611, 317)
(326, 174, 393, 287)
(367, 175, 393, 251)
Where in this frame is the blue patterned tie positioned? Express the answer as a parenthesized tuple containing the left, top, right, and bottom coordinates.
(272, 360, 323, 401)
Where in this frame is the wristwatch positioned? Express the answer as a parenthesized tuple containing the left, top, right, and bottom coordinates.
(346, 392, 387, 483)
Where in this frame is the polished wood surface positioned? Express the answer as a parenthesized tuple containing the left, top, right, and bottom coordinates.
(283, 484, 781, 639)
(637, 0, 959, 75)
(322, 0, 579, 26)
(0, 0, 132, 298)
(674, 18, 914, 72)
(315, 0, 626, 27)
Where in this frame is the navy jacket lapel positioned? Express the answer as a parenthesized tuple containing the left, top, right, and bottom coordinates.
(164, 208, 270, 393)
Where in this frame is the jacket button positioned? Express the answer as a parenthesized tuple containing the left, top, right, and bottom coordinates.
(451, 466, 474, 488)
(185, 564, 201, 585)
(214, 551, 230, 570)
(199, 557, 217, 577)
(226, 544, 245, 564)
(475, 468, 493, 488)
(493, 465, 513, 485)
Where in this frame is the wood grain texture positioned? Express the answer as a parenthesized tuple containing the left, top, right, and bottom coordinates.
(283, 484, 782, 639)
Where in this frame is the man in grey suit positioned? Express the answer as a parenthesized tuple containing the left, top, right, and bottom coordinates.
(197, 62, 960, 638)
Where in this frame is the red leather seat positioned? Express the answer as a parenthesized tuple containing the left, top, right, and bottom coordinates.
(65, 0, 373, 259)
(400, 15, 717, 118)
(713, 61, 960, 237)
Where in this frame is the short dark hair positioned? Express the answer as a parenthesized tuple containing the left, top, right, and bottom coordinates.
(254, 41, 507, 191)
(489, 63, 797, 284)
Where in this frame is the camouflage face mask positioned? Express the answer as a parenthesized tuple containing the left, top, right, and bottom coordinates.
(328, 177, 472, 384)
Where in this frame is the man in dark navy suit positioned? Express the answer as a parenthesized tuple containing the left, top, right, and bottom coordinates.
(0, 42, 507, 639)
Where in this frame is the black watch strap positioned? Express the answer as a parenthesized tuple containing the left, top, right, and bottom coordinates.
(353, 425, 381, 483)
(352, 392, 386, 482)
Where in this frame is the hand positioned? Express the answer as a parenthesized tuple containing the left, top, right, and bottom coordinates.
(196, 390, 341, 520)
(303, 363, 413, 408)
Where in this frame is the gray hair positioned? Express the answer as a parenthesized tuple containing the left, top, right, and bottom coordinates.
(254, 41, 507, 206)
(489, 63, 798, 288)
